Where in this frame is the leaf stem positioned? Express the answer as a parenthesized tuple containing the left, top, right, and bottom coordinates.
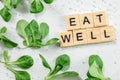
(45, 75, 54, 80)
(5, 64, 16, 73)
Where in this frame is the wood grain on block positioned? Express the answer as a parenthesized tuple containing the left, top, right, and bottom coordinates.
(73, 29, 87, 45)
(100, 26, 115, 42)
(79, 13, 94, 28)
(66, 14, 80, 30)
(59, 31, 74, 47)
(86, 28, 101, 43)
(93, 11, 107, 27)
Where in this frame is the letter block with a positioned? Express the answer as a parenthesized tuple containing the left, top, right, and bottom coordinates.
(59, 31, 74, 47)
(80, 13, 94, 28)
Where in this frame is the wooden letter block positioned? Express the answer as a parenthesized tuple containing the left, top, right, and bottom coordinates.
(79, 13, 94, 28)
(93, 11, 107, 27)
(73, 29, 87, 45)
(59, 31, 74, 47)
(100, 26, 115, 42)
(86, 28, 101, 44)
(66, 14, 80, 30)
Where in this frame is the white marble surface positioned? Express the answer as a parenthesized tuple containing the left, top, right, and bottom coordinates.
(0, 0, 120, 80)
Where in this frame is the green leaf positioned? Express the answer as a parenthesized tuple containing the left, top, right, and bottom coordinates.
(25, 20, 39, 46)
(4, 0, 13, 9)
(11, 55, 34, 69)
(13, 0, 22, 8)
(1, 35, 18, 48)
(25, 20, 38, 38)
(0, 7, 11, 22)
(85, 78, 100, 80)
(30, 0, 44, 13)
(87, 71, 94, 78)
(44, 0, 54, 4)
(89, 55, 103, 70)
(6, 65, 31, 80)
(45, 38, 59, 46)
(55, 54, 70, 70)
(3, 50, 9, 62)
(16, 19, 29, 46)
(14, 71, 31, 80)
(16, 19, 28, 38)
(50, 54, 70, 75)
(16, 19, 58, 48)
(39, 54, 52, 71)
(52, 71, 79, 79)
(0, 27, 7, 33)
(89, 61, 104, 80)
(39, 22, 49, 39)
(105, 78, 111, 80)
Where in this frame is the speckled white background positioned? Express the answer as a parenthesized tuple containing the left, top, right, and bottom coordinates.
(0, 0, 119, 80)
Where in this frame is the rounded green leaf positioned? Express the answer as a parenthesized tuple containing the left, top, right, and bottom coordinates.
(49, 71, 81, 80)
(85, 78, 100, 80)
(55, 54, 70, 70)
(4, 0, 13, 9)
(30, 0, 44, 13)
(39, 54, 52, 71)
(13, 0, 22, 8)
(0, 7, 11, 22)
(44, 0, 54, 4)
(1, 35, 18, 48)
(39, 22, 49, 39)
(12, 55, 34, 69)
(89, 55, 103, 70)
(49, 54, 70, 75)
(89, 61, 104, 80)
(0, 27, 7, 33)
(16, 19, 28, 39)
(53, 71, 79, 78)
(14, 71, 31, 80)
(25, 20, 38, 37)
(45, 38, 59, 46)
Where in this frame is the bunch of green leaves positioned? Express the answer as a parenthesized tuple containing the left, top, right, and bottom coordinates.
(0, 27, 18, 48)
(16, 19, 59, 48)
(0, 0, 22, 22)
(0, 0, 54, 22)
(0, 50, 34, 80)
(30, 0, 54, 13)
(85, 55, 111, 80)
(40, 54, 80, 80)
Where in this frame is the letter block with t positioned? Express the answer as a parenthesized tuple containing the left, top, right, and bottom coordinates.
(59, 31, 74, 47)
(93, 11, 107, 27)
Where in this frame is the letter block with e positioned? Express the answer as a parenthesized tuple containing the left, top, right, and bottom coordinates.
(73, 29, 87, 45)
(66, 14, 80, 30)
